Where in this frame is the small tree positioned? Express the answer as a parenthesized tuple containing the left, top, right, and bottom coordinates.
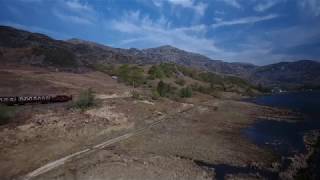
(148, 65, 165, 79)
(130, 66, 145, 87)
(117, 64, 130, 82)
(157, 80, 172, 97)
(179, 86, 193, 98)
(151, 89, 160, 100)
(73, 88, 95, 110)
(117, 65, 145, 87)
(159, 63, 176, 78)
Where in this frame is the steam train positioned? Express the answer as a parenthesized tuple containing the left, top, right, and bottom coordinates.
(0, 95, 72, 106)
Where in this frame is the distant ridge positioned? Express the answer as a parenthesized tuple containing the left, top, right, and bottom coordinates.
(0, 25, 319, 89)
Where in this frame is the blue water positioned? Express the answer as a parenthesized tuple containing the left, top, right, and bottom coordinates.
(245, 91, 320, 157)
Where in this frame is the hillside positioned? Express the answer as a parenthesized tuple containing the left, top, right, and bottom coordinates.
(250, 60, 320, 89)
(0, 64, 286, 180)
(1, 25, 319, 90)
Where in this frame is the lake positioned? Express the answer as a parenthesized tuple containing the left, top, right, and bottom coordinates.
(245, 91, 320, 178)
(245, 91, 320, 156)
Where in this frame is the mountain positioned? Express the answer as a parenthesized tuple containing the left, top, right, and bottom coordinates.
(249, 60, 320, 89)
(141, 45, 257, 76)
(0, 25, 319, 90)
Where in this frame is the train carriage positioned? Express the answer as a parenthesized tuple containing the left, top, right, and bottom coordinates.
(0, 95, 72, 106)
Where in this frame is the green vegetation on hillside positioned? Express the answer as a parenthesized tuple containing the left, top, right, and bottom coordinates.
(177, 65, 197, 78)
(148, 63, 177, 79)
(190, 83, 211, 94)
(117, 64, 145, 87)
(93, 62, 259, 100)
(195, 71, 256, 94)
(94, 64, 145, 87)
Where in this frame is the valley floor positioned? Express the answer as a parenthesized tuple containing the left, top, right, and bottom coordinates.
(0, 66, 294, 180)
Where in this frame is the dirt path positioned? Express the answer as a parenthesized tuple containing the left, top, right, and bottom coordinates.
(22, 105, 195, 180)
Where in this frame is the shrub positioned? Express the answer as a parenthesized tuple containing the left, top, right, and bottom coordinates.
(73, 88, 95, 110)
(0, 105, 16, 125)
(179, 86, 193, 98)
(159, 63, 177, 77)
(151, 89, 160, 100)
(148, 65, 165, 79)
(157, 80, 175, 97)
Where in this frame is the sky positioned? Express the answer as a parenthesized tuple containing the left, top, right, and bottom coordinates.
(0, 0, 320, 65)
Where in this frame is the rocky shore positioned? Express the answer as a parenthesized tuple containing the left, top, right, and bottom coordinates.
(280, 130, 320, 179)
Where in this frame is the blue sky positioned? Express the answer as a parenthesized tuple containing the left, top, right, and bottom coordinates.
(0, 0, 319, 65)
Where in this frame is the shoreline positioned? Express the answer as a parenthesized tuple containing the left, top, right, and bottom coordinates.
(280, 130, 320, 179)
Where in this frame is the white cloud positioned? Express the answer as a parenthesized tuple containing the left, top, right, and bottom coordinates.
(220, 0, 241, 9)
(65, 0, 93, 13)
(221, 24, 320, 64)
(254, 0, 280, 12)
(214, 17, 223, 22)
(52, 0, 97, 25)
(53, 9, 93, 25)
(211, 14, 279, 28)
(109, 11, 289, 64)
(192, 2, 208, 16)
(111, 11, 221, 55)
(167, 0, 193, 7)
(299, 0, 320, 16)
(152, 0, 208, 16)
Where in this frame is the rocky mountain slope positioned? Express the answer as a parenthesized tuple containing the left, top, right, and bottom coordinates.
(0, 25, 319, 89)
(250, 60, 320, 89)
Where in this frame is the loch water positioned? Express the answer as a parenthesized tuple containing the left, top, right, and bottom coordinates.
(245, 91, 320, 156)
(244, 91, 320, 178)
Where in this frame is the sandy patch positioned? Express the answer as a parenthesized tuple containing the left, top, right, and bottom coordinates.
(137, 100, 155, 105)
(95, 92, 131, 100)
(85, 106, 128, 125)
